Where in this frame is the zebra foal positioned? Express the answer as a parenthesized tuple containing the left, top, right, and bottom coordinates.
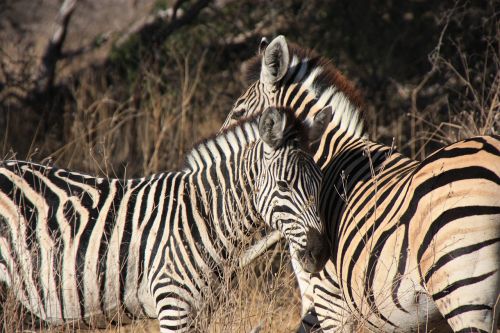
(0, 106, 331, 332)
(223, 36, 500, 333)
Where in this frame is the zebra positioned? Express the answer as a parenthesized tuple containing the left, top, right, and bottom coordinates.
(0, 106, 332, 332)
(222, 35, 500, 333)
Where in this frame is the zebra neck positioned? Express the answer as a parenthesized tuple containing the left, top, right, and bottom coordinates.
(277, 71, 365, 158)
(318, 131, 416, 179)
(313, 124, 367, 169)
(319, 136, 417, 249)
(183, 138, 263, 261)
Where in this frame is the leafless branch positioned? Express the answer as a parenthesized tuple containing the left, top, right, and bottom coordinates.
(239, 230, 282, 268)
(60, 31, 113, 60)
(36, 0, 78, 94)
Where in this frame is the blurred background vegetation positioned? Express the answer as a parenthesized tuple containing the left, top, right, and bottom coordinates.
(0, 1, 498, 331)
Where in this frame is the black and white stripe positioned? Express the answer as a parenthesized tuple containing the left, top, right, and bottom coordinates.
(0, 107, 330, 332)
(223, 36, 500, 333)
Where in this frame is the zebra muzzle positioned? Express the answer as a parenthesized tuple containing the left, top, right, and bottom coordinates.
(297, 229, 330, 273)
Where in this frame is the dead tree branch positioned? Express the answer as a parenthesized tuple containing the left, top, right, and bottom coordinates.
(36, 0, 78, 94)
(238, 230, 282, 268)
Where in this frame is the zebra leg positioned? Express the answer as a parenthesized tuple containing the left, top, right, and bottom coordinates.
(310, 261, 356, 333)
(155, 293, 193, 333)
(150, 275, 195, 333)
(291, 256, 322, 332)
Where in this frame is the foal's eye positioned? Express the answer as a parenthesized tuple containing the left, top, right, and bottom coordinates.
(277, 180, 289, 191)
(231, 109, 246, 119)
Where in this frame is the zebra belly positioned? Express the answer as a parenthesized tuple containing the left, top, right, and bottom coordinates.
(311, 268, 447, 332)
(372, 232, 443, 331)
(359, 273, 447, 332)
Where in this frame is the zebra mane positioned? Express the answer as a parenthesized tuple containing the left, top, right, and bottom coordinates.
(184, 108, 309, 171)
(243, 41, 367, 139)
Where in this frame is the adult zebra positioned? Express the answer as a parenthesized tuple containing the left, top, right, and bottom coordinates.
(0, 106, 331, 332)
(223, 36, 500, 332)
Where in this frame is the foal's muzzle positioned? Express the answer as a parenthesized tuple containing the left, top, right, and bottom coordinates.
(297, 228, 330, 273)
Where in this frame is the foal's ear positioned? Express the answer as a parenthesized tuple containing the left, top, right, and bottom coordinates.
(258, 37, 269, 54)
(259, 107, 287, 149)
(307, 106, 333, 144)
(260, 35, 290, 85)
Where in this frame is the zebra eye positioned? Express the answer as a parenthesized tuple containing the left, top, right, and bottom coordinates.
(231, 109, 246, 119)
(277, 180, 289, 191)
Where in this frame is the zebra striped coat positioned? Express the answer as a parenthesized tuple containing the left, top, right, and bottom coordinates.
(0, 107, 330, 332)
(222, 36, 500, 333)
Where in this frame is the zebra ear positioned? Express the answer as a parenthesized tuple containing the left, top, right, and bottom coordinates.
(260, 35, 290, 85)
(259, 107, 287, 149)
(307, 106, 333, 144)
(258, 37, 269, 54)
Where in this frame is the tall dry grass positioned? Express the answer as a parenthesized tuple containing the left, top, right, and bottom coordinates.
(0, 235, 302, 333)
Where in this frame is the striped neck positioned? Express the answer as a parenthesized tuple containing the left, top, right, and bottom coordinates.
(182, 120, 264, 257)
(184, 120, 259, 172)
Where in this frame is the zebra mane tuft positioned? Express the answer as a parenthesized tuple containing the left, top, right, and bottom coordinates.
(184, 107, 310, 170)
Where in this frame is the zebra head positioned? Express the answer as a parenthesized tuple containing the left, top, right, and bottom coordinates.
(222, 35, 364, 140)
(253, 106, 331, 273)
(222, 36, 286, 129)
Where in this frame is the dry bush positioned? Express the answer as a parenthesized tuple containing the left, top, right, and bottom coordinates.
(404, 1, 499, 158)
(0, 283, 35, 332)
(38, 46, 226, 177)
(195, 244, 302, 333)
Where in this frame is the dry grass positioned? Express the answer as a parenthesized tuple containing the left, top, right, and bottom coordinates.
(199, 248, 302, 333)
(0, 245, 302, 333)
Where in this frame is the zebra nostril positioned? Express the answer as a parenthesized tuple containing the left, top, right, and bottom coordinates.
(310, 247, 322, 262)
(311, 244, 326, 261)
